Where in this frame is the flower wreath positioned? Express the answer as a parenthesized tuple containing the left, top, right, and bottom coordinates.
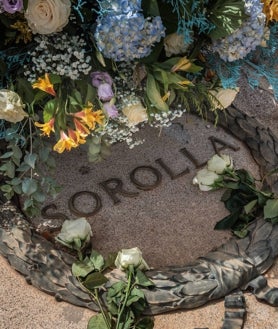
(0, 0, 278, 217)
(0, 105, 278, 329)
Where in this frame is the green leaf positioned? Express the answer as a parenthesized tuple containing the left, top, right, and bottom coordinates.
(135, 317, 154, 329)
(214, 211, 241, 230)
(135, 270, 154, 287)
(244, 199, 257, 214)
(142, 0, 160, 16)
(126, 287, 145, 306)
(104, 252, 117, 269)
(0, 184, 13, 193)
(83, 272, 108, 290)
(208, 0, 248, 39)
(32, 191, 46, 203)
(90, 250, 105, 271)
(22, 178, 38, 196)
(72, 259, 95, 278)
(87, 313, 110, 329)
(146, 74, 169, 111)
(264, 199, 278, 219)
(43, 99, 56, 122)
(24, 153, 37, 169)
(4, 161, 15, 178)
(0, 151, 13, 159)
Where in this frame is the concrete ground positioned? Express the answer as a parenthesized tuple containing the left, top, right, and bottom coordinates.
(0, 79, 278, 329)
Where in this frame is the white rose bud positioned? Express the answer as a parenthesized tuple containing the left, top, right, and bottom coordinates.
(207, 154, 233, 174)
(164, 32, 190, 57)
(0, 89, 28, 123)
(122, 100, 148, 125)
(56, 217, 92, 248)
(115, 247, 149, 271)
(192, 168, 220, 191)
(25, 0, 71, 35)
(209, 88, 239, 110)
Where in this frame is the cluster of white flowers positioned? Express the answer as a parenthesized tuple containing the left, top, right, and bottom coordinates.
(149, 105, 186, 128)
(24, 33, 92, 81)
(100, 115, 145, 149)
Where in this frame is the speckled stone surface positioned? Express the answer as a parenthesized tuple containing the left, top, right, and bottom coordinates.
(0, 80, 278, 329)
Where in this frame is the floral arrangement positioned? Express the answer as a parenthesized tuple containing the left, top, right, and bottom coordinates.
(0, 0, 277, 215)
(56, 219, 154, 329)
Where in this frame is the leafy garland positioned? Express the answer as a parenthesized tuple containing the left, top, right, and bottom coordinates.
(54, 153, 278, 329)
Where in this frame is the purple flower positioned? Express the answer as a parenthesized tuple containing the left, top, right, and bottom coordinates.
(103, 102, 118, 118)
(97, 83, 114, 102)
(91, 71, 113, 87)
(2, 0, 23, 13)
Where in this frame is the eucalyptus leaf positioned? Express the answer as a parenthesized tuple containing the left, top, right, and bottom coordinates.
(87, 313, 110, 329)
(0, 184, 13, 193)
(24, 153, 37, 169)
(5, 161, 15, 178)
(264, 199, 278, 219)
(83, 272, 108, 290)
(22, 178, 38, 196)
(0, 151, 13, 159)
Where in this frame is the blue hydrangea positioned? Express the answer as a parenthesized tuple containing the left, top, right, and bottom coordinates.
(210, 0, 266, 62)
(94, 12, 165, 62)
(97, 0, 141, 15)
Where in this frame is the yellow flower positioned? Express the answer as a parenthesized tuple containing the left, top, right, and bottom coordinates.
(68, 128, 86, 145)
(34, 117, 55, 137)
(262, 0, 278, 22)
(32, 73, 56, 96)
(53, 131, 78, 153)
(73, 118, 90, 135)
(73, 104, 105, 130)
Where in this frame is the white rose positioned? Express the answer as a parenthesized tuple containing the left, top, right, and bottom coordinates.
(164, 32, 190, 57)
(192, 168, 220, 191)
(25, 0, 71, 35)
(0, 89, 28, 123)
(207, 154, 233, 174)
(56, 217, 92, 248)
(209, 88, 239, 110)
(122, 100, 148, 125)
(115, 247, 149, 271)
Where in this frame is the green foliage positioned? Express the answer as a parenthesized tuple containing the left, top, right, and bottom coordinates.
(0, 121, 60, 216)
(208, 0, 248, 39)
(72, 249, 154, 329)
(213, 168, 277, 237)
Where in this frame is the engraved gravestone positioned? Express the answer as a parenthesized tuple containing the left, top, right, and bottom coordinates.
(30, 112, 260, 268)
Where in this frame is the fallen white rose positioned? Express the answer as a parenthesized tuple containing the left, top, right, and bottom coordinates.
(115, 247, 149, 271)
(192, 168, 220, 191)
(207, 154, 233, 174)
(25, 0, 71, 35)
(0, 89, 28, 123)
(56, 217, 92, 248)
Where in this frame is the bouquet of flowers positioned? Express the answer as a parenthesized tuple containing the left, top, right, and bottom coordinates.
(0, 0, 277, 215)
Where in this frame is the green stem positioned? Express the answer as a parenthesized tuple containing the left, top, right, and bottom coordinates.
(115, 268, 133, 329)
(94, 288, 111, 329)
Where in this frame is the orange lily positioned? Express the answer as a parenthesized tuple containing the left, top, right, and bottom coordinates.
(68, 128, 87, 145)
(73, 103, 105, 130)
(53, 131, 78, 153)
(34, 118, 55, 137)
(32, 73, 56, 96)
(74, 118, 90, 135)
